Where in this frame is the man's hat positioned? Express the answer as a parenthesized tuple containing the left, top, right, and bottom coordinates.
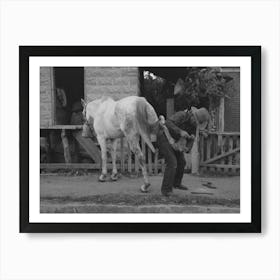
(191, 107, 211, 130)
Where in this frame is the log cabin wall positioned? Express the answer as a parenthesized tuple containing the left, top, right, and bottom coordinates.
(40, 67, 141, 165)
(84, 67, 139, 101)
(40, 67, 54, 128)
(40, 67, 140, 128)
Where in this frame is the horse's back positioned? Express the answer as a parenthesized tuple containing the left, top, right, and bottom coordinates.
(116, 96, 142, 110)
(92, 95, 157, 139)
(98, 96, 149, 112)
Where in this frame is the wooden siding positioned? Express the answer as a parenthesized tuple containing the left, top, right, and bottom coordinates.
(84, 67, 139, 101)
(40, 67, 53, 127)
(40, 67, 140, 127)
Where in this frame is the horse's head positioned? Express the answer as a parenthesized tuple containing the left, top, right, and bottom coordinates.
(81, 98, 104, 121)
(81, 98, 94, 138)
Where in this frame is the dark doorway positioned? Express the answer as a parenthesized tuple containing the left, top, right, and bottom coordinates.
(54, 67, 84, 125)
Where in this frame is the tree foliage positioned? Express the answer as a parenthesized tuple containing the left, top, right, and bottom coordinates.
(143, 67, 233, 116)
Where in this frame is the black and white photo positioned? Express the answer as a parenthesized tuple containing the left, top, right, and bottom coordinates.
(20, 46, 261, 232)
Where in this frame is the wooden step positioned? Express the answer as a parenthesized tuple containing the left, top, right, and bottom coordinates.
(73, 131, 101, 164)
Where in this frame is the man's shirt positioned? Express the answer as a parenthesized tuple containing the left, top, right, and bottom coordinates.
(165, 111, 197, 141)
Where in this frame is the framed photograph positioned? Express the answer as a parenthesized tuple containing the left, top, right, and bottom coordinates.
(20, 46, 261, 233)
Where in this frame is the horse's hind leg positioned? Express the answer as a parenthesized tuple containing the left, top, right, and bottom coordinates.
(110, 138, 119, 181)
(128, 138, 151, 193)
(97, 135, 107, 182)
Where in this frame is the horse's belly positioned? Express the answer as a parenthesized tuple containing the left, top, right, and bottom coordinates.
(105, 127, 123, 139)
(95, 115, 123, 138)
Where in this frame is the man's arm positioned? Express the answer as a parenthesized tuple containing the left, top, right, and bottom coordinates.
(165, 111, 188, 141)
(165, 120, 182, 140)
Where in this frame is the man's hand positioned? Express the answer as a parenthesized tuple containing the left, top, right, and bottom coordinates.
(180, 130, 195, 140)
(189, 134, 195, 140)
(200, 129, 209, 138)
(180, 130, 190, 138)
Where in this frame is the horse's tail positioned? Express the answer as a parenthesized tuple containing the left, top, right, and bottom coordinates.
(135, 98, 158, 153)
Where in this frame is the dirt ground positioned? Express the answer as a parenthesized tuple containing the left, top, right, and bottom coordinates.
(40, 172, 240, 213)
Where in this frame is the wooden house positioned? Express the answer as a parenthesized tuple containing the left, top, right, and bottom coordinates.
(40, 67, 160, 173)
(40, 67, 240, 175)
(40, 67, 140, 128)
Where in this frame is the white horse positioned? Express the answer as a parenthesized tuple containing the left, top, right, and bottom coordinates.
(81, 96, 159, 193)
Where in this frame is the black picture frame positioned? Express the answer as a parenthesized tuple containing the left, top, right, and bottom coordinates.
(20, 46, 261, 233)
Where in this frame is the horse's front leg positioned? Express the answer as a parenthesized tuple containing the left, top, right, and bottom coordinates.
(97, 135, 107, 182)
(110, 138, 119, 181)
(129, 139, 150, 193)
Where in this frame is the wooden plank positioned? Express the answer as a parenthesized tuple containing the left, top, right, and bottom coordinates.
(218, 97, 225, 132)
(120, 138, 125, 172)
(203, 147, 240, 164)
(206, 132, 240, 136)
(220, 135, 225, 174)
(228, 136, 234, 174)
(235, 136, 240, 174)
(212, 134, 218, 173)
(148, 146, 153, 174)
(41, 163, 98, 169)
(206, 135, 211, 160)
(224, 136, 229, 173)
(210, 135, 214, 171)
(40, 163, 118, 170)
(206, 135, 211, 172)
(138, 68, 145, 95)
(232, 135, 237, 171)
(128, 148, 132, 173)
(43, 125, 83, 130)
(200, 134, 205, 163)
(135, 152, 139, 174)
(154, 149, 158, 175)
(50, 67, 56, 126)
(217, 135, 222, 149)
(199, 134, 205, 174)
(73, 130, 101, 163)
(200, 163, 240, 169)
(61, 129, 71, 163)
(214, 134, 218, 156)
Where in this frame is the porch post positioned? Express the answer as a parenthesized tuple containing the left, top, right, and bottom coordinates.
(218, 97, 225, 147)
(219, 97, 225, 132)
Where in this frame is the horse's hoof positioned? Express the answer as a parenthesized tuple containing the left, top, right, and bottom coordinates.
(110, 173, 119, 181)
(98, 174, 107, 182)
(140, 183, 151, 193)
